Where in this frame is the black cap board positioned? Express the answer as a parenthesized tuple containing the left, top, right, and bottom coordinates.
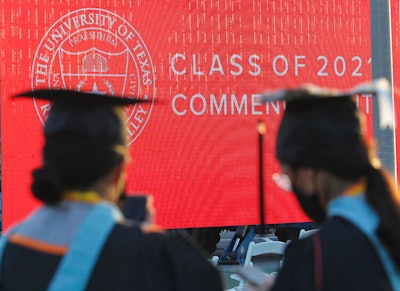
(258, 78, 393, 179)
(14, 89, 151, 136)
(14, 89, 149, 106)
(258, 78, 393, 130)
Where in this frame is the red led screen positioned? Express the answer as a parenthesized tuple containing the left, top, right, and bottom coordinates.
(1, 1, 377, 229)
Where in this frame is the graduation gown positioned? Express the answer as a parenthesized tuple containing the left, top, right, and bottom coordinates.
(0, 202, 223, 291)
(272, 216, 392, 291)
(272, 194, 400, 291)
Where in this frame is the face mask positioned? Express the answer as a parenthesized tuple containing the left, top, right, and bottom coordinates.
(292, 185, 326, 223)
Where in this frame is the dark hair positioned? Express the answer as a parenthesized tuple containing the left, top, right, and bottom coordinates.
(347, 137, 400, 269)
(365, 166, 400, 269)
(31, 107, 127, 204)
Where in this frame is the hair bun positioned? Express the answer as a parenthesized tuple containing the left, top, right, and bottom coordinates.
(31, 166, 63, 205)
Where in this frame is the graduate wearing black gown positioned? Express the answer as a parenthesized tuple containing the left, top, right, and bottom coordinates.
(253, 82, 400, 291)
(0, 90, 223, 291)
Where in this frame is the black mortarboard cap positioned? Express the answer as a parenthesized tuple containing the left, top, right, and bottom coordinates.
(14, 89, 150, 137)
(14, 89, 148, 105)
(258, 79, 393, 179)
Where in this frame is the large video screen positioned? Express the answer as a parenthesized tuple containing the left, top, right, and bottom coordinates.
(2, 1, 394, 230)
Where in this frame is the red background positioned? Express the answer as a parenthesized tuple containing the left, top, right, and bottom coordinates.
(1, 1, 377, 229)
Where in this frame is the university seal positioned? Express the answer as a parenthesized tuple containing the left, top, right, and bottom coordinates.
(31, 8, 155, 144)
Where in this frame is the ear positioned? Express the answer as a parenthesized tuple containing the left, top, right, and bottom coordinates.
(109, 162, 126, 185)
(106, 162, 128, 203)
